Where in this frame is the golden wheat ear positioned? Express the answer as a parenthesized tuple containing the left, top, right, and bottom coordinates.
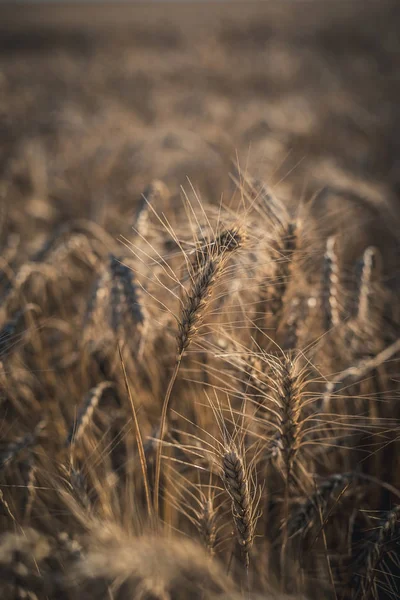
(321, 236, 341, 332)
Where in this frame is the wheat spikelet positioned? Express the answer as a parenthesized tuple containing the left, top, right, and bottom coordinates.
(270, 355, 304, 480)
(178, 227, 244, 354)
(222, 446, 254, 569)
(177, 258, 218, 355)
(269, 221, 297, 324)
(109, 255, 145, 334)
(322, 236, 341, 331)
(198, 497, 217, 557)
(190, 226, 245, 275)
(67, 381, 114, 447)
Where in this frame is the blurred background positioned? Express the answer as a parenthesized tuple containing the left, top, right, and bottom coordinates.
(0, 1, 399, 240)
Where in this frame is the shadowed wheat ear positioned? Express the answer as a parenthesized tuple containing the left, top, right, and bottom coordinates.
(222, 445, 255, 570)
(288, 473, 355, 539)
(154, 226, 245, 516)
(198, 496, 217, 557)
(353, 505, 400, 600)
(0, 420, 45, 471)
(109, 256, 147, 355)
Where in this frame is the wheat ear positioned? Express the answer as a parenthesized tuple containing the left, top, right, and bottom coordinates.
(322, 236, 341, 330)
(223, 447, 254, 569)
(288, 473, 355, 539)
(154, 227, 244, 516)
(270, 221, 297, 323)
(198, 497, 217, 557)
(0, 420, 45, 471)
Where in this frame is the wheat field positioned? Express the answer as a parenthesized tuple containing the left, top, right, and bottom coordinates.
(1, 2, 400, 599)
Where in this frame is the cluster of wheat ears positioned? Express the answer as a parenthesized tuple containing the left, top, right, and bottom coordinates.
(1, 172, 400, 600)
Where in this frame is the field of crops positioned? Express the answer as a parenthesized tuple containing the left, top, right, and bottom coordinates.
(1, 2, 400, 598)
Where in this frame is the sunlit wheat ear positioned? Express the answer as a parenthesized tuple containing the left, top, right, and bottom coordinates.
(222, 446, 254, 570)
(67, 382, 114, 447)
(178, 227, 246, 354)
(0, 420, 45, 471)
(134, 180, 170, 239)
(288, 473, 355, 539)
(321, 236, 341, 331)
(353, 505, 400, 600)
(264, 353, 308, 583)
(154, 226, 245, 516)
(190, 226, 245, 275)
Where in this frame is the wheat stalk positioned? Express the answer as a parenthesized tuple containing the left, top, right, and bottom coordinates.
(153, 227, 244, 516)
